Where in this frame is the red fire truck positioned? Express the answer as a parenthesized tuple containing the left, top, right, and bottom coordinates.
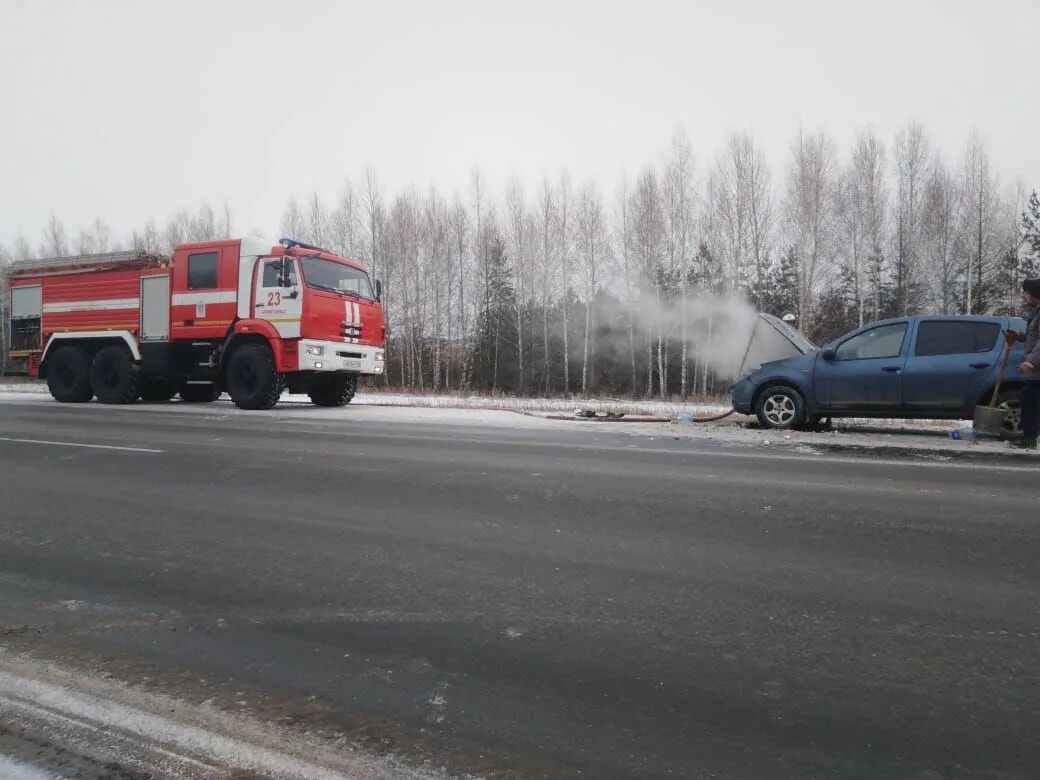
(4, 237, 385, 410)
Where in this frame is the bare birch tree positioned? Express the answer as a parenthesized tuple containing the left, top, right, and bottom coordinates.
(615, 176, 638, 394)
(220, 201, 233, 239)
(958, 132, 1000, 313)
(784, 130, 838, 331)
(576, 184, 609, 396)
(631, 167, 665, 396)
(850, 128, 888, 320)
(280, 198, 306, 241)
(307, 192, 330, 248)
(448, 196, 470, 389)
(664, 127, 696, 397)
(331, 182, 361, 261)
(556, 174, 573, 394)
(535, 181, 557, 394)
(894, 122, 930, 314)
(40, 214, 68, 257)
(922, 155, 961, 313)
(504, 178, 531, 393)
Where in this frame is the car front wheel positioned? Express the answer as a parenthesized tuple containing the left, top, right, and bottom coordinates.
(755, 386, 807, 430)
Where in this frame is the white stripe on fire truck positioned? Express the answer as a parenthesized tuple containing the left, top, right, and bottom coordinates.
(171, 290, 237, 306)
(343, 301, 358, 343)
(42, 298, 140, 313)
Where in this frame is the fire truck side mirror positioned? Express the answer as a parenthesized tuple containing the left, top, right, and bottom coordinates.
(279, 257, 294, 288)
(375, 279, 383, 302)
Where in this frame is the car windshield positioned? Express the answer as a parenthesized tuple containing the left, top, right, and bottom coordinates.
(300, 255, 374, 299)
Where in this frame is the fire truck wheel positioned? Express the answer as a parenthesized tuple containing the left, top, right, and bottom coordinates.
(46, 345, 93, 403)
(226, 343, 282, 410)
(179, 383, 222, 403)
(89, 345, 142, 404)
(308, 374, 358, 407)
(140, 381, 179, 402)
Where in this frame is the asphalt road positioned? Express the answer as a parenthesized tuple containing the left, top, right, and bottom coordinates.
(0, 395, 1037, 779)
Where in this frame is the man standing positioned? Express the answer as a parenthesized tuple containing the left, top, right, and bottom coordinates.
(1015, 278, 1040, 448)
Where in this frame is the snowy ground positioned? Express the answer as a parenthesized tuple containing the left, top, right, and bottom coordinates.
(1, 381, 1034, 459)
(0, 650, 445, 779)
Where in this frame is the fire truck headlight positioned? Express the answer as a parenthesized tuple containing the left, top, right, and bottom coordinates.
(314, 361, 324, 369)
(375, 350, 385, 362)
(305, 345, 325, 356)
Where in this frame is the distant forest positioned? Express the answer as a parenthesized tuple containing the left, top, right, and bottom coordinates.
(4, 124, 1040, 398)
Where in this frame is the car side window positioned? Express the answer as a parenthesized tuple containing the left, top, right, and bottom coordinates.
(914, 321, 1000, 356)
(835, 323, 907, 361)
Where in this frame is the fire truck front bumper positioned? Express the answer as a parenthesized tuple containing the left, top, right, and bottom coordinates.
(298, 340, 385, 375)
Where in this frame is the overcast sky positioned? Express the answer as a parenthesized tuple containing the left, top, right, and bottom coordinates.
(2, 0, 1037, 249)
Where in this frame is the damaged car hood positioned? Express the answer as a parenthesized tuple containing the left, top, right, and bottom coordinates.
(736, 313, 816, 377)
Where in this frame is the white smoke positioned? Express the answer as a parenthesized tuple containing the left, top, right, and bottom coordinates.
(628, 290, 803, 382)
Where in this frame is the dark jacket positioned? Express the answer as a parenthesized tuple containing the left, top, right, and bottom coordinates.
(1024, 309, 1040, 380)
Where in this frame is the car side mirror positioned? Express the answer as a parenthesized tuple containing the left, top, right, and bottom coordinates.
(821, 348, 836, 362)
(375, 279, 383, 302)
(280, 257, 294, 287)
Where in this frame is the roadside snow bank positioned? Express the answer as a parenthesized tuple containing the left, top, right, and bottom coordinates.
(0, 650, 446, 780)
(640, 417, 1039, 459)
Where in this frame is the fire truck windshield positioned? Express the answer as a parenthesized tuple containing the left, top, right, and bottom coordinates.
(299, 255, 374, 299)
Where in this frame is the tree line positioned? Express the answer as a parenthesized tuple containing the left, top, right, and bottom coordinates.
(3, 123, 1040, 397)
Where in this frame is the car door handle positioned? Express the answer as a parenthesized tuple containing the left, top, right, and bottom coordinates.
(970, 362, 990, 369)
(882, 366, 901, 373)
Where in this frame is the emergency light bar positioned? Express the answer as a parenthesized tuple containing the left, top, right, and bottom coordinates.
(278, 237, 330, 253)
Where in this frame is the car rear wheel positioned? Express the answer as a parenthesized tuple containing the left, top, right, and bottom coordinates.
(995, 390, 1022, 440)
(755, 386, 807, 430)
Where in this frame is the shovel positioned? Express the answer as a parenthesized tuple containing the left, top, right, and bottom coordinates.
(972, 334, 1014, 436)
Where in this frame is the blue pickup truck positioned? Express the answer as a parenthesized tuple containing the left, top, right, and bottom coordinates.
(731, 315, 1027, 436)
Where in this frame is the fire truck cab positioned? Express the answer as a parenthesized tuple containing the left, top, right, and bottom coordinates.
(5, 237, 385, 410)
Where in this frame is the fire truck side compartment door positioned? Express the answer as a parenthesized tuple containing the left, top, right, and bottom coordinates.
(140, 276, 170, 341)
(9, 285, 42, 351)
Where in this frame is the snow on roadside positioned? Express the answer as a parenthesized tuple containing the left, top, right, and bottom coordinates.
(0, 650, 448, 780)
(0, 756, 53, 780)
(644, 416, 1040, 459)
(0, 382, 48, 394)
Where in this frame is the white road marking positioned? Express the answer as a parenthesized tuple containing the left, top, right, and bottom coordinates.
(0, 437, 162, 453)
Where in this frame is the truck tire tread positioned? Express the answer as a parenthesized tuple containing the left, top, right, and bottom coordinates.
(226, 343, 282, 410)
(90, 345, 141, 404)
(308, 374, 357, 407)
(46, 345, 93, 403)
